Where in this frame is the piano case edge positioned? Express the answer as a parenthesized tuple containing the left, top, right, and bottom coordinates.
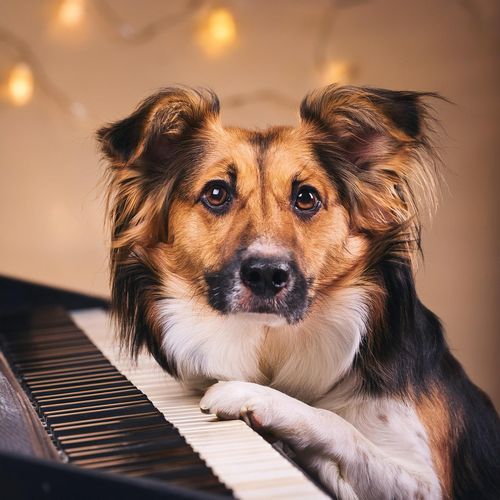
(0, 449, 225, 500)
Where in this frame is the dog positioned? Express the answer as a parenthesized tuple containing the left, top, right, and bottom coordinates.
(97, 85, 499, 499)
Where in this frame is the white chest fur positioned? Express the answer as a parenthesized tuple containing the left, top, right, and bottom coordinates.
(158, 285, 369, 402)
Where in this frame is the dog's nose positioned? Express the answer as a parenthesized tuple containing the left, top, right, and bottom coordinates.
(240, 257, 291, 297)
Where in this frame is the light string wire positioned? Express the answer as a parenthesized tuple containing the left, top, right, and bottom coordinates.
(92, 0, 205, 43)
(0, 0, 490, 118)
(0, 25, 79, 115)
(0, 0, 349, 116)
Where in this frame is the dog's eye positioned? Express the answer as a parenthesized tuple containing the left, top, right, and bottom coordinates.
(294, 185, 321, 215)
(201, 181, 231, 213)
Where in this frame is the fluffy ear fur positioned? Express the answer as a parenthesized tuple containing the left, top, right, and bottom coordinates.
(97, 86, 219, 164)
(96, 87, 219, 368)
(97, 86, 219, 248)
(300, 85, 441, 259)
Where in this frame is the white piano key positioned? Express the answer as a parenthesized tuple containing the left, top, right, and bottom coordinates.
(71, 308, 327, 500)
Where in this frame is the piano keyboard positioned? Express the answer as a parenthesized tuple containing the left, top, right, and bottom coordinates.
(0, 305, 327, 499)
(70, 308, 327, 500)
(0, 307, 229, 497)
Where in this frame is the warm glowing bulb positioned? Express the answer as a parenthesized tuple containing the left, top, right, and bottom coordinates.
(321, 61, 355, 85)
(198, 7, 237, 56)
(207, 8, 236, 42)
(58, 0, 85, 27)
(7, 63, 34, 106)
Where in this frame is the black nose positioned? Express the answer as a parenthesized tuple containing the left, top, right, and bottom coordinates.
(240, 257, 291, 297)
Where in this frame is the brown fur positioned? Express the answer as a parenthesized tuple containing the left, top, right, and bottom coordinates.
(415, 387, 454, 499)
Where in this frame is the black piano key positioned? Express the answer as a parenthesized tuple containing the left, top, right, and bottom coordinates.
(23, 358, 110, 372)
(0, 307, 233, 497)
(28, 370, 124, 386)
(46, 402, 158, 425)
(10, 356, 105, 373)
(30, 379, 134, 397)
(69, 437, 197, 463)
(54, 414, 170, 437)
(73, 452, 203, 475)
(50, 411, 161, 432)
(9, 347, 105, 365)
(28, 374, 128, 393)
(40, 392, 149, 412)
(92, 458, 208, 475)
(70, 444, 197, 465)
(64, 429, 179, 452)
(15, 354, 111, 372)
(57, 421, 170, 444)
(62, 426, 177, 450)
(44, 399, 154, 418)
(37, 386, 138, 404)
(23, 363, 116, 379)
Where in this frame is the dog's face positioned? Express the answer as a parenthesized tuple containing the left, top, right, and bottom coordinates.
(98, 85, 436, 373)
(165, 125, 360, 324)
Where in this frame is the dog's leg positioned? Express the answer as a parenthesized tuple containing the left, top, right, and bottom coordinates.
(299, 453, 360, 500)
(200, 381, 441, 500)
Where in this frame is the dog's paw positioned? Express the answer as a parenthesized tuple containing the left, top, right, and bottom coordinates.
(199, 381, 290, 431)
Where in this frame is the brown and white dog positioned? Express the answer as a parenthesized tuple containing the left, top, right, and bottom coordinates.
(97, 85, 499, 499)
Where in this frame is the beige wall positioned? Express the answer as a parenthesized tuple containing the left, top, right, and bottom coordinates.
(1, 1, 498, 407)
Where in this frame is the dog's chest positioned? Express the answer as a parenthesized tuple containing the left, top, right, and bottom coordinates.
(159, 287, 368, 401)
(257, 324, 355, 401)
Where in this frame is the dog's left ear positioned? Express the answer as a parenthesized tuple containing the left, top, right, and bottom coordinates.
(300, 85, 441, 236)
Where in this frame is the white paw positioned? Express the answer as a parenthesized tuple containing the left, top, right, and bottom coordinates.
(199, 381, 289, 431)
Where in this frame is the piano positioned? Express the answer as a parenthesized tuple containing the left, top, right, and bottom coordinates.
(0, 275, 328, 499)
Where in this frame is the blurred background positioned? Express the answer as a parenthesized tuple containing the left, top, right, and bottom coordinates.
(0, 0, 498, 407)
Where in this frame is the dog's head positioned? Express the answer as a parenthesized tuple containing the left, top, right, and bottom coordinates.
(98, 85, 438, 377)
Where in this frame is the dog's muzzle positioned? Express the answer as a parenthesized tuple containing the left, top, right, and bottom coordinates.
(205, 250, 309, 324)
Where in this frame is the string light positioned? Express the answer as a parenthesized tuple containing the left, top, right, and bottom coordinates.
(94, 0, 204, 44)
(57, 0, 85, 28)
(205, 8, 236, 44)
(197, 7, 237, 57)
(0, 1, 367, 117)
(0, 1, 492, 121)
(7, 62, 34, 106)
(0, 26, 87, 120)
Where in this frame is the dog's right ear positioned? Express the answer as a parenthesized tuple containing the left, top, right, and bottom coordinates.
(97, 87, 220, 253)
(96, 87, 220, 164)
(97, 88, 220, 364)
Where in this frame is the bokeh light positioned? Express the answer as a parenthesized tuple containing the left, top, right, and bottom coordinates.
(7, 62, 34, 106)
(198, 7, 237, 57)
